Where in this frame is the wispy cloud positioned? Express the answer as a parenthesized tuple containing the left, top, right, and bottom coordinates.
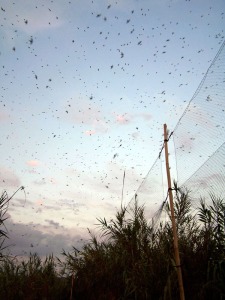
(138, 113, 152, 121)
(131, 132, 140, 139)
(45, 219, 61, 228)
(84, 129, 96, 136)
(113, 112, 152, 125)
(114, 113, 131, 125)
(0, 167, 21, 187)
(33, 177, 57, 186)
(92, 119, 108, 133)
(1, 1, 64, 35)
(62, 96, 109, 134)
(63, 97, 102, 125)
(0, 110, 10, 122)
(33, 179, 46, 186)
(26, 160, 41, 167)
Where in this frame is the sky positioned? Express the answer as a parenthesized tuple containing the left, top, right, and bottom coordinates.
(0, 0, 225, 259)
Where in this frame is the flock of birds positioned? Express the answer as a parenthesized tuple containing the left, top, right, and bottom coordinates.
(0, 0, 224, 257)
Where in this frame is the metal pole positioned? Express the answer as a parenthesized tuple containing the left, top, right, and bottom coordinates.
(164, 123, 185, 300)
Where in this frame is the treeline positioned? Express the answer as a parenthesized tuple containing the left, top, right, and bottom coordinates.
(0, 188, 225, 299)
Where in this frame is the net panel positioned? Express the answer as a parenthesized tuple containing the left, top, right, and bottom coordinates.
(173, 41, 225, 187)
(128, 41, 225, 224)
(181, 142, 225, 203)
(128, 155, 167, 221)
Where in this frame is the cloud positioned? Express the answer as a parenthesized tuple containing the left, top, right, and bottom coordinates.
(63, 97, 102, 125)
(113, 112, 152, 125)
(0, 110, 10, 122)
(1, 1, 64, 36)
(131, 132, 140, 139)
(41, 203, 62, 212)
(115, 113, 131, 125)
(4, 219, 87, 258)
(0, 167, 21, 187)
(92, 119, 108, 133)
(10, 197, 32, 209)
(33, 179, 46, 185)
(45, 219, 61, 228)
(83, 119, 109, 136)
(84, 129, 96, 136)
(26, 169, 39, 174)
(139, 113, 152, 121)
(26, 160, 40, 167)
(36, 199, 44, 206)
(18, 13, 63, 34)
(33, 177, 57, 186)
(64, 98, 151, 133)
(62, 96, 109, 135)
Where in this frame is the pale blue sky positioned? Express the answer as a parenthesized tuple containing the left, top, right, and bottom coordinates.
(0, 0, 224, 258)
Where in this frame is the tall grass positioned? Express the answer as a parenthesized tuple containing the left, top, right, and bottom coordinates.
(60, 191, 225, 300)
(0, 189, 225, 299)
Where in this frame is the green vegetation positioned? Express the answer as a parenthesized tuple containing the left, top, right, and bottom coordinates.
(0, 189, 225, 299)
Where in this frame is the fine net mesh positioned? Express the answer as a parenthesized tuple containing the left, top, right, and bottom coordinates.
(180, 142, 225, 203)
(127, 155, 167, 222)
(173, 40, 225, 200)
(128, 40, 225, 225)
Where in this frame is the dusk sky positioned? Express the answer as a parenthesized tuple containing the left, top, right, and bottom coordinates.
(1, 0, 225, 258)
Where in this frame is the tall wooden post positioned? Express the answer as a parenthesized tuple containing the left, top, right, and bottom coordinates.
(164, 124, 185, 300)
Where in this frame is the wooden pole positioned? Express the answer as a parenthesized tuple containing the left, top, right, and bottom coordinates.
(163, 124, 185, 300)
(70, 273, 74, 300)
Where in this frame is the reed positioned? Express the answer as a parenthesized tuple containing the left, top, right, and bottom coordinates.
(0, 190, 224, 299)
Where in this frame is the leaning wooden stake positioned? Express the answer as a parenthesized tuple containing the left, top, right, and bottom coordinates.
(164, 123, 185, 300)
